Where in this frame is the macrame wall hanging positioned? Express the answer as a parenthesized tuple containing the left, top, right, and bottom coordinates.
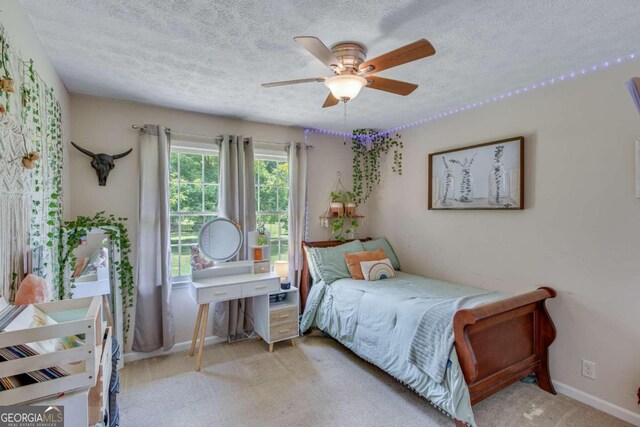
(0, 24, 64, 301)
(0, 116, 34, 301)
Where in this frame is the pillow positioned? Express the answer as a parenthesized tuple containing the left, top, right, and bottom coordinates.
(362, 237, 401, 270)
(311, 240, 366, 285)
(360, 258, 397, 281)
(344, 248, 387, 280)
(304, 246, 321, 284)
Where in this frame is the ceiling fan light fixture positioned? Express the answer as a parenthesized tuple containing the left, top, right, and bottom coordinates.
(324, 75, 368, 101)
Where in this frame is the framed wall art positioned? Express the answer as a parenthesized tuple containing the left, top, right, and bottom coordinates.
(428, 136, 524, 210)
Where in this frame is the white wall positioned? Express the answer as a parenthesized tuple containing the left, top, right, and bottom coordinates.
(1, 0, 71, 214)
(69, 96, 360, 350)
(368, 60, 640, 417)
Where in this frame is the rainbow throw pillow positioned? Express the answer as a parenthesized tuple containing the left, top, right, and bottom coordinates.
(360, 258, 396, 281)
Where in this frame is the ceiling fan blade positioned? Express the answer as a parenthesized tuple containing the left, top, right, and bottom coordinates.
(261, 77, 325, 88)
(322, 92, 340, 108)
(365, 76, 418, 96)
(294, 36, 343, 71)
(359, 39, 435, 75)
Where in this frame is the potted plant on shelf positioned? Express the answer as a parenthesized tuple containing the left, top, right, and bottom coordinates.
(344, 191, 357, 217)
(330, 190, 345, 217)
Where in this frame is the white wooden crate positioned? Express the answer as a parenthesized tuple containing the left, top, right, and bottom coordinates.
(0, 296, 102, 405)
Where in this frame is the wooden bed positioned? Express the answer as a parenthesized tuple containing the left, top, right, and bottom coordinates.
(300, 239, 557, 426)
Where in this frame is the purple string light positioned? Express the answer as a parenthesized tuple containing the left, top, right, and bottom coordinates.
(306, 52, 638, 140)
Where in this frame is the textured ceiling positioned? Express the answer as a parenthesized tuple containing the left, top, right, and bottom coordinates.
(20, 0, 640, 132)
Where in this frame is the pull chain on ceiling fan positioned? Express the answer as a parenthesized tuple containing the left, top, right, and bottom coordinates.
(262, 36, 436, 108)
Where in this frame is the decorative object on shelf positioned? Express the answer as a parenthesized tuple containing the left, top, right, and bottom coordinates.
(190, 245, 213, 271)
(274, 260, 290, 290)
(351, 128, 403, 205)
(320, 172, 363, 242)
(248, 229, 271, 266)
(14, 274, 48, 305)
(429, 136, 524, 210)
(70, 142, 133, 186)
(58, 212, 134, 340)
(329, 191, 345, 217)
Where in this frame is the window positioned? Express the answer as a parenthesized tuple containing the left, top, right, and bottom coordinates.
(255, 156, 288, 264)
(169, 147, 219, 281)
(169, 144, 289, 281)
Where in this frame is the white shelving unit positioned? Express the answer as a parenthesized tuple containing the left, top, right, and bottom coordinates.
(253, 286, 299, 352)
(247, 230, 271, 273)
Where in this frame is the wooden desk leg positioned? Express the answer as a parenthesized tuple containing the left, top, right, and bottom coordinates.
(268, 343, 274, 353)
(196, 304, 209, 372)
(290, 338, 295, 347)
(102, 294, 114, 328)
(189, 305, 205, 357)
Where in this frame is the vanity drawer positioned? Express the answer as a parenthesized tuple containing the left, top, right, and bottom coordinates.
(199, 284, 241, 302)
(270, 306, 298, 326)
(269, 320, 298, 342)
(242, 279, 279, 296)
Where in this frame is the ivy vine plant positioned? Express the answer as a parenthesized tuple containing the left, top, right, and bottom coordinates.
(56, 212, 134, 340)
(351, 129, 403, 205)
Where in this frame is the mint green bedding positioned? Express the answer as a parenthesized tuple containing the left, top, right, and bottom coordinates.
(301, 272, 506, 427)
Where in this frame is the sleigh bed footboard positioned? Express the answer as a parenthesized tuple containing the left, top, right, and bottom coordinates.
(453, 286, 557, 405)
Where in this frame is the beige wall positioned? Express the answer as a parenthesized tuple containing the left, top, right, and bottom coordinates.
(69, 95, 361, 349)
(2, 0, 71, 213)
(368, 60, 640, 417)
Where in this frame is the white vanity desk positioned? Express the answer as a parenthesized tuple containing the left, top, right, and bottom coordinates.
(188, 261, 299, 371)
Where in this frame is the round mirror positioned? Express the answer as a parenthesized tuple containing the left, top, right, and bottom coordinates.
(198, 218, 243, 262)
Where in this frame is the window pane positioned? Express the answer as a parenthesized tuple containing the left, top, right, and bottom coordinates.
(204, 185, 218, 212)
(180, 183, 203, 212)
(278, 161, 288, 184)
(258, 186, 277, 212)
(179, 153, 203, 183)
(279, 213, 288, 240)
(203, 155, 218, 183)
(170, 216, 180, 246)
(171, 246, 181, 276)
(170, 152, 179, 181)
(179, 245, 192, 276)
(258, 214, 278, 238)
(180, 216, 202, 247)
(255, 160, 263, 186)
(279, 240, 288, 262)
(278, 187, 288, 212)
(169, 182, 179, 212)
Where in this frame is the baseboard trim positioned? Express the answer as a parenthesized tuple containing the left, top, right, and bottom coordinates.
(552, 380, 640, 425)
(123, 336, 226, 363)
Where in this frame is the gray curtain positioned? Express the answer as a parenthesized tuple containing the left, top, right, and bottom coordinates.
(132, 125, 175, 352)
(213, 135, 256, 337)
(287, 143, 308, 287)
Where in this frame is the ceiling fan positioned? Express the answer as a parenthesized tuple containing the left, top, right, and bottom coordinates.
(262, 36, 436, 108)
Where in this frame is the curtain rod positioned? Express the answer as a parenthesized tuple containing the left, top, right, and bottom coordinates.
(131, 124, 313, 148)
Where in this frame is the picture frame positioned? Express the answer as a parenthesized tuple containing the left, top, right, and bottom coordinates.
(428, 136, 524, 210)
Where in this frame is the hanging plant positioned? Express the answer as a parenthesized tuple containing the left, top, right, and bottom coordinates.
(351, 129, 403, 205)
(57, 212, 135, 340)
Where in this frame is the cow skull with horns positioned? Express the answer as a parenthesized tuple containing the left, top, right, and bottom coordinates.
(71, 142, 133, 186)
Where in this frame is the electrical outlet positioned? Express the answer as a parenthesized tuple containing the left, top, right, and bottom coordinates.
(582, 359, 596, 379)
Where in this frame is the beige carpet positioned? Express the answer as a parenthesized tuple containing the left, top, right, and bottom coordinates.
(120, 335, 630, 427)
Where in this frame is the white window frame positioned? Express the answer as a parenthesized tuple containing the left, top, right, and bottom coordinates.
(254, 148, 289, 265)
(170, 140, 219, 284)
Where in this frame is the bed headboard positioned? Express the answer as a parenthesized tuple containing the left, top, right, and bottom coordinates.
(300, 238, 371, 313)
